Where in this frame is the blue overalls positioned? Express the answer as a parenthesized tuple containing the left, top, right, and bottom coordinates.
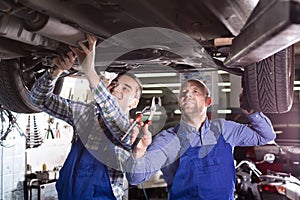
(55, 138, 116, 200)
(166, 132, 236, 199)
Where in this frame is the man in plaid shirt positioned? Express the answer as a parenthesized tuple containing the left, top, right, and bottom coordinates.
(30, 35, 143, 200)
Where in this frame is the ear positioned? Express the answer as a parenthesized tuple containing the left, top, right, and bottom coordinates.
(129, 97, 139, 109)
(205, 97, 212, 107)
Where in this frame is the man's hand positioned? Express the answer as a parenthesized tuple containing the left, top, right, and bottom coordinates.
(239, 91, 255, 115)
(70, 34, 100, 88)
(70, 34, 97, 74)
(130, 122, 152, 159)
(52, 51, 76, 77)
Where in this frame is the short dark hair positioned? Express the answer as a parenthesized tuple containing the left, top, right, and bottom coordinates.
(112, 71, 143, 99)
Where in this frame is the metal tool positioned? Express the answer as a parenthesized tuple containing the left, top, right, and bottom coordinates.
(131, 97, 158, 151)
(120, 97, 157, 143)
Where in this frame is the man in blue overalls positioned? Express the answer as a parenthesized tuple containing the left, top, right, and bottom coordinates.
(30, 35, 142, 200)
(126, 79, 276, 199)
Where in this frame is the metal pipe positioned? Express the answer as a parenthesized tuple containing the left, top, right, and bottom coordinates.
(1, 0, 86, 47)
(27, 17, 86, 47)
(0, 15, 58, 50)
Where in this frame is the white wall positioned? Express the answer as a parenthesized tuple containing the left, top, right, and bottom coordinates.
(0, 130, 26, 199)
(0, 76, 89, 199)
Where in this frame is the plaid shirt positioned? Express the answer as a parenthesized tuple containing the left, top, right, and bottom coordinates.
(30, 71, 131, 200)
(91, 80, 131, 146)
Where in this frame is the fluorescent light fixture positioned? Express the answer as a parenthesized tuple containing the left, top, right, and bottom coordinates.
(217, 109, 232, 114)
(136, 72, 177, 78)
(143, 83, 181, 88)
(287, 124, 300, 128)
(218, 70, 229, 74)
(294, 87, 300, 91)
(174, 109, 181, 114)
(294, 81, 300, 85)
(218, 82, 231, 87)
(143, 111, 163, 115)
(273, 124, 288, 128)
(142, 90, 163, 94)
(172, 90, 180, 94)
(221, 88, 231, 93)
(275, 130, 283, 134)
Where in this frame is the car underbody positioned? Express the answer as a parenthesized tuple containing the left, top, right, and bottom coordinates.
(0, 0, 298, 113)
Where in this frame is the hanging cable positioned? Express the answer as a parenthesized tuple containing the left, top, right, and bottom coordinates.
(0, 105, 25, 146)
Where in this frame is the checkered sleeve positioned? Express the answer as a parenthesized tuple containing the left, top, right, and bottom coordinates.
(91, 80, 131, 143)
(29, 71, 76, 126)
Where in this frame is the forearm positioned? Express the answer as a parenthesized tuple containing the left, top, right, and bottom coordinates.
(84, 68, 100, 88)
(225, 112, 276, 146)
(29, 71, 74, 125)
(126, 150, 165, 185)
(51, 68, 64, 77)
(132, 147, 147, 159)
(247, 112, 276, 142)
(30, 70, 62, 108)
(126, 132, 180, 185)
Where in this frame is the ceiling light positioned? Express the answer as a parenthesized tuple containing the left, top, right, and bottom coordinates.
(294, 81, 300, 85)
(135, 72, 177, 78)
(294, 87, 300, 91)
(217, 70, 229, 74)
(143, 83, 181, 88)
(174, 109, 181, 114)
(217, 109, 232, 114)
(218, 82, 231, 87)
(221, 88, 231, 93)
(142, 90, 163, 94)
(142, 111, 163, 115)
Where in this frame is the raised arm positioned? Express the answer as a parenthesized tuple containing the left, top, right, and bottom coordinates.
(222, 112, 276, 147)
(29, 52, 78, 126)
(222, 91, 276, 147)
(70, 34, 131, 142)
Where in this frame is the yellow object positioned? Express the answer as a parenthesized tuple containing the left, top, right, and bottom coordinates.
(42, 163, 47, 171)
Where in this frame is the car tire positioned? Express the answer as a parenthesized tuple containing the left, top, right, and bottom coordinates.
(242, 46, 295, 113)
(0, 59, 63, 113)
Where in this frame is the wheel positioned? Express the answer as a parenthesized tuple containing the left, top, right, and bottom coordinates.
(242, 46, 295, 113)
(0, 59, 63, 113)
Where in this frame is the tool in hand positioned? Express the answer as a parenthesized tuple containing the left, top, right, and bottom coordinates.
(131, 97, 159, 151)
(120, 97, 158, 145)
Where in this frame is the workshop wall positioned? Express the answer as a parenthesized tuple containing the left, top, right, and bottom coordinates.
(21, 112, 73, 172)
(0, 76, 89, 199)
(0, 111, 73, 200)
(0, 137, 25, 200)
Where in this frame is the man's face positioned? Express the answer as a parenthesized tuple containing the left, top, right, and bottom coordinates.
(108, 75, 139, 113)
(179, 80, 211, 116)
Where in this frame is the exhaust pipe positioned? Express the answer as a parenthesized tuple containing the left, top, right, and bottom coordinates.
(0, 0, 86, 47)
(25, 16, 86, 47)
(0, 15, 58, 50)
